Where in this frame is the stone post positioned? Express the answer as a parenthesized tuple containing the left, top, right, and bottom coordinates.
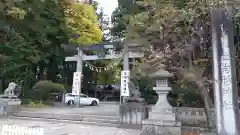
(142, 69, 181, 135)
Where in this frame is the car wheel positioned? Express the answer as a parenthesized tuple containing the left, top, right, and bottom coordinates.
(68, 100, 74, 105)
(91, 101, 98, 106)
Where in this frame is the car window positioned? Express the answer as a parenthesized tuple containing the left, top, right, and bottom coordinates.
(80, 95, 88, 98)
(66, 94, 75, 97)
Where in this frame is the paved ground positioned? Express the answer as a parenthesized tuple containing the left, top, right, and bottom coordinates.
(0, 119, 141, 135)
(1, 102, 138, 135)
(19, 102, 120, 116)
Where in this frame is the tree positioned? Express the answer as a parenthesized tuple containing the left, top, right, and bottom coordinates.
(98, 8, 111, 42)
(0, 0, 65, 90)
(0, 0, 102, 94)
(125, 0, 219, 130)
(63, 0, 102, 44)
(111, 0, 188, 39)
(111, 0, 146, 39)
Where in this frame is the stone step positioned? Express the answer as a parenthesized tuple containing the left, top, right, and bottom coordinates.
(11, 111, 120, 125)
(13, 111, 119, 119)
(82, 117, 119, 124)
(9, 116, 120, 128)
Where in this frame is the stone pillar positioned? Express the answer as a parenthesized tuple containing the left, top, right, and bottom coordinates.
(142, 69, 181, 135)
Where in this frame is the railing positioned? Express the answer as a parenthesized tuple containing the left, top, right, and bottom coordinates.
(174, 107, 216, 126)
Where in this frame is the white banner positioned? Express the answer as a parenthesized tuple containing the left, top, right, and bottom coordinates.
(121, 71, 130, 96)
(72, 72, 81, 95)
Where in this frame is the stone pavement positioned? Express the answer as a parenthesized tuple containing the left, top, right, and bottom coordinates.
(19, 103, 119, 116)
(0, 119, 141, 135)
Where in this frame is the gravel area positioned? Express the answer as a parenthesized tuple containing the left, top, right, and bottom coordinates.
(0, 118, 141, 135)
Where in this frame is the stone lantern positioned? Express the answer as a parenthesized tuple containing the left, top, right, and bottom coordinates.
(148, 69, 175, 121)
(142, 69, 181, 135)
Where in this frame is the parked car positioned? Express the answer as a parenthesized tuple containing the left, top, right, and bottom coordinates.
(64, 93, 99, 106)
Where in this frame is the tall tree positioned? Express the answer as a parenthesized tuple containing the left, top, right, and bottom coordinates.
(111, 0, 187, 39)
(0, 0, 102, 92)
(125, 0, 222, 130)
(111, 0, 145, 39)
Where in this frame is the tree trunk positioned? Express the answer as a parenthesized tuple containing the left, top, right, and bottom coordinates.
(199, 85, 214, 131)
(47, 57, 58, 82)
(0, 78, 3, 93)
(37, 61, 46, 80)
(174, 68, 215, 130)
(205, 88, 214, 108)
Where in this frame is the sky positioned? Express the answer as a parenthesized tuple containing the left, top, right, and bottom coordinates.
(95, 0, 118, 18)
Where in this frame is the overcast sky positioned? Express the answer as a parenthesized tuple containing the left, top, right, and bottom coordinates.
(95, 0, 118, 18)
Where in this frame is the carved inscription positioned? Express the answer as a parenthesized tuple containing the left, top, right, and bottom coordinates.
(220, 24, 233, 109)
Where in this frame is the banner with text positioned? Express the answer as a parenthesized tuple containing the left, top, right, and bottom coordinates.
(72, 72, 81, 95)
(121, 71, 130, 96)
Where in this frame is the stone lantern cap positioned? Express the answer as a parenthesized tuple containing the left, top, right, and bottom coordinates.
(149, 69, 173, 79)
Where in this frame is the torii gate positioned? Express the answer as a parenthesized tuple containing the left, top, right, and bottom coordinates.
(63, 43, 143, 107)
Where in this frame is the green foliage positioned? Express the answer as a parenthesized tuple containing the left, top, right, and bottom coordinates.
(24, 100, 46, 108)
(63, 0, 102, 44)
(132, 74, 158, 105)
(125, 0, 217, 108)
(21, 98, 54, 106)
(97, 67, 119, 84)
(33, 80, 65, 92)
(111, 0, 188, 39)
(111, 7, 129, 38)
(0, 0, 103, 92)
(30, 80, 65, 101)
(111, 0, 146, 38)
(42, 100, 55, 106)
(169, 83, 204, 107)
(125, 0, 216, 84)
(0, 0, 69, 89)
(123, 0, 232, 130)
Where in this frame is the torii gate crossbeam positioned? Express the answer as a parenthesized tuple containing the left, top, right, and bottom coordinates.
(64, 43, 143, 107)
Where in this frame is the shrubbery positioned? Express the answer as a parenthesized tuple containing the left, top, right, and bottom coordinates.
(26, 100, 46, 108)
(169, 83, 204, 107)
(24, 80, 65, 101)
(21, 99, 54, 107)
(132, 74, 158, 105)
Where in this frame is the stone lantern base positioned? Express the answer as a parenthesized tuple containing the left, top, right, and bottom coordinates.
(142, 119, 181, 135)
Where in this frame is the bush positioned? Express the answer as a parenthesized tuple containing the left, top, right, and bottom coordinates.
(169, 83, 204, 107)
(23, 100, 46, 108)
(21, 98, 54, 106)
(29, 80, 65, 101)
(42, 100, 54, 106)
(20, 98, 32, 105)
(132, 74, 158, 105)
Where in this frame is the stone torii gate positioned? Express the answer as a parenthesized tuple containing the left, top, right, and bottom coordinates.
(63, 43, 143, 107)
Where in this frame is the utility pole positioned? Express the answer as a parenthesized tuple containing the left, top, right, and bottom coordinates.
(211, 3, 240, 135)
